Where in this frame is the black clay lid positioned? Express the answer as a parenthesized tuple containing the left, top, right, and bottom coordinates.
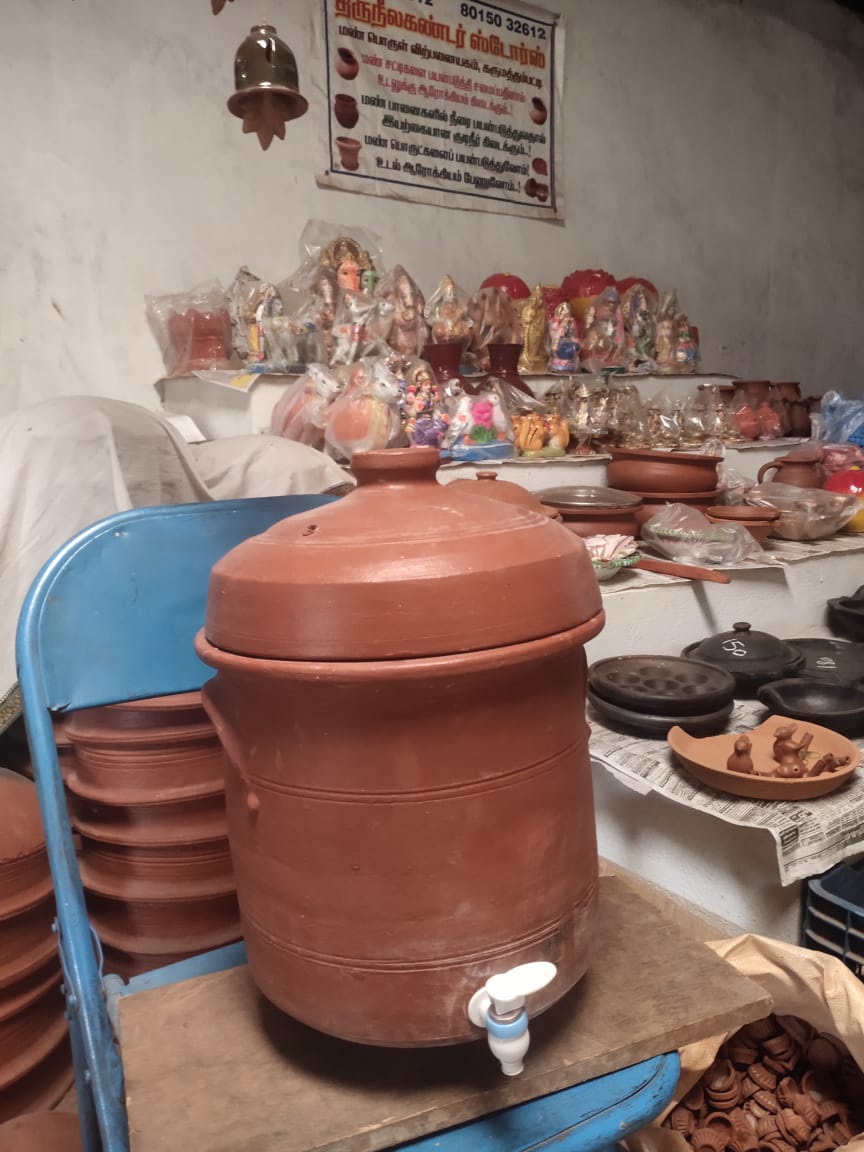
(683, 622, 804, 682)
(588, 655, 736, 715)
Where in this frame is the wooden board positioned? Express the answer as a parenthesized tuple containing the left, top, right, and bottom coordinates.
(120, 876, 772, 1152)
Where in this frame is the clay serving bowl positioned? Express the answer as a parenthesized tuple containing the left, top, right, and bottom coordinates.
(757, 678, 864, 737)
(668, 715, 860, 800)
(606, 448, 722, 494)
(536, 485, 642, 538)
(705, 505, 780, 548)
(782, 637, 864, 684)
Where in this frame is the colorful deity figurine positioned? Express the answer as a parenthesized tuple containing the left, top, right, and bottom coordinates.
(402, 360, 449, 448)
(548, 301, 580, 373)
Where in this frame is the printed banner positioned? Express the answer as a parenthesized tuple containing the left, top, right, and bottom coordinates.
(314, 0, 565, 219)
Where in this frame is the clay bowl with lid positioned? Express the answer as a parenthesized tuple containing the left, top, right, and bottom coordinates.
(535, 485, 642, 538)
(704, 504, 780, 547)
(682, 622, 804, 694)
(606, 448, 722, 494)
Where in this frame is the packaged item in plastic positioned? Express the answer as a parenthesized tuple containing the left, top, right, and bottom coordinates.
(620, 281, 658, 370)
(745, 482, 860, 541)
(672, 313, 700, 373)
(654, 291, 679, 373)
(227, 266, 262, 362)
(289, 220, 383, 293)
(518, 283, 550, 373)
(642, 504, 759, 564)
(548, 301, 580, 373)
(145, 279, 232, 377)
(820, 391, 864, 447)
(324, 357, 402, 461)
(819, 442, 864, 475)
(374, 265, 429, 359)
(264, 288, 327, 370)
(645, 392, 683, 448)
(329, 290, 377, 366)
(424, 275, 473, 345)
(402, 359, 450, 448)
(443, 387, 514, 462)
(270, 364, 343, 448)
(580, 287, 627, 372)
(467, 286, 517, 371)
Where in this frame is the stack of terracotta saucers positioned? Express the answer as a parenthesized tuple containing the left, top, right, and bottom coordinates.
(587, 655, 737, 737)
(65, 693, 241, 979)
(0, 770, 72, 1123)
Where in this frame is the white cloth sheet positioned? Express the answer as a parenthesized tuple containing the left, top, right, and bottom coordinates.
(0, 397, 350, 730)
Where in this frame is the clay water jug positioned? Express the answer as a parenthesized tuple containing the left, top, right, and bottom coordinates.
(197, 447, 604, 1047)
(757, 448, 825, 489)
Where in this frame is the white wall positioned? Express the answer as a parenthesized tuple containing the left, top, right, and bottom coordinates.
(2, 0, 863, 417)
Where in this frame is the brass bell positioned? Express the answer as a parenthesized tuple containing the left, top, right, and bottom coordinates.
(227, 25, 309, 151)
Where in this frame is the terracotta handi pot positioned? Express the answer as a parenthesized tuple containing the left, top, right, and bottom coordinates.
(197, 447, 605, 1047)
(606, 448, 722, 494)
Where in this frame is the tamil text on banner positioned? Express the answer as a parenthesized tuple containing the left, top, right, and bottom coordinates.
(314, 0, 565, 219)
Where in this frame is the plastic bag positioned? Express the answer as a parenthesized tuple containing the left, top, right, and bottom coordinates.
(145, 279, 232, 377)
(820, 392, 864, 448)
(580, 286, 627, 372)
(624, 935, 864, 1152)
(401, 358, 450, 448)
(621, 281, 659, 369)
(642, 504, 759, 564)
(324, 357, 402, 461)
(467, 286, 517, 371)
(745, 483, 859, 541)
(288, 220, 384, 294)
(263, 289, 327, 371)
(424, 275, 473, 346)
(330, 291, 394, 366)
(819, 443, 864, 475)
(270, 365, 343, 449)
(374, 265, 429, 359)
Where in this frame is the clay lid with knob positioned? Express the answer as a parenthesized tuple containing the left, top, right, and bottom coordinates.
(683, 622, 804, 682)
(445, 471, 561, 518)
(204, 447, 603, 661)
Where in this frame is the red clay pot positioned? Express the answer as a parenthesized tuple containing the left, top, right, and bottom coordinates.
(487, 341, 534, 396)
(0, 770, 54, 920)
(0, 982, 67, 1093)
(0, 1038, 73, 1124)
(87, 892, 241, 957)
(0, 897, 58, 990)
(606, 448, 722, 494)
(197, 447, 604, 1047)
(78, 836, 236, 901)
(422, 340, 476, 395)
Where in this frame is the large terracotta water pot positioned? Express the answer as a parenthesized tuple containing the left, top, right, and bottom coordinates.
(196, 447, 604, 1047)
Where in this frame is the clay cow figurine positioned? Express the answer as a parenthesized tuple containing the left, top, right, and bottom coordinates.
(726, 735, 753, 775)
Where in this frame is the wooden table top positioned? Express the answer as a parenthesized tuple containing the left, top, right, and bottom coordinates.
(120, 875, 771, 1152)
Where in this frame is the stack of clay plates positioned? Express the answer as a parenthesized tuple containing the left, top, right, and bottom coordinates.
(587, 655, 737, 737)
(0, 770, 72, 1123)
(65, 693, 241, 979)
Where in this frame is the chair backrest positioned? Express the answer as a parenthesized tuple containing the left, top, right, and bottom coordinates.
(14, 495, 334, 1152)
(18, 495, 334, 712)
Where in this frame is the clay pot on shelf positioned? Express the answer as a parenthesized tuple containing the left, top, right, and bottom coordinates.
(704, 505, 781, 547)
(606, 448, 721, 494)
(757, 449, 825, 489)
(487, 342, 533, 397)
(196, 447, 605, 1047)
(535, 486, 642, 538)
(422, 340, 476, 396)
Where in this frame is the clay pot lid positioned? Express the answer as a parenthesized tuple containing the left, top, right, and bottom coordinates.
(705, 505, 780, 523)
(446, 472, 559, 517)
(535, 485, 642, 510)
(0, 1110, 82, 1152)
(682, 623, 804, 681)
(204, 448, 603, 661)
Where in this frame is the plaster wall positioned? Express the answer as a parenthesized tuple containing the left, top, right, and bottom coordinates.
(1, 0, 863, 417)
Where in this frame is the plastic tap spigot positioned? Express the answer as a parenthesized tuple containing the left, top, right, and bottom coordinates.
(467, 961, 557, 1076)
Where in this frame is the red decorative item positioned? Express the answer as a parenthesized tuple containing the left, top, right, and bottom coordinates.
(541, 285, 568, 319)
(824, 467, 864, 532)
(480, 273, 531, 300)
(166, 309, 232, 375)
(561, 269, 616, 323)
(616, 276, 658, 297)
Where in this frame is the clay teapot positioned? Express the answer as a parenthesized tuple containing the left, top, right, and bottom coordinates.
(757, 448, 825, 489)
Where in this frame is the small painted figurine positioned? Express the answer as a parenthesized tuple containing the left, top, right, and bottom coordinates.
(270, 364, 342, 449)
(726, 735, 753, 775)
(377, 266, 429, 359)
(402, 361, 449, 449)
(654, 292, 678, 372)
(807, 752, 851, 777)
(446, 391, 511, 450)
(324, 359, 401, 459)
(518, 284, 549, 374)
(548, 301, 580, 373)
(673, 313, 699, 373)
(580, 287, 626, 372)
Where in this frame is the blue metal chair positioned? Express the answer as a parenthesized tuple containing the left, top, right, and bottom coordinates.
(16, 498, 679, 1152)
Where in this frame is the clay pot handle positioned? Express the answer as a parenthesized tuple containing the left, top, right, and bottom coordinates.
(757, 461, 780, 484)
(352, 447, 440, 486)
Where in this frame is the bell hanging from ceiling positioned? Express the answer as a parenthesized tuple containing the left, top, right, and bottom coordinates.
(211, 0, 234, 13)
(227, 24, 309, 151)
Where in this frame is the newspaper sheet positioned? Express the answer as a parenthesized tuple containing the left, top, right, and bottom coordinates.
(590, 697, 864, 887)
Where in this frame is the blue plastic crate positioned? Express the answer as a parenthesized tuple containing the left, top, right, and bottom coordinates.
(803, 860, 864, 979)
